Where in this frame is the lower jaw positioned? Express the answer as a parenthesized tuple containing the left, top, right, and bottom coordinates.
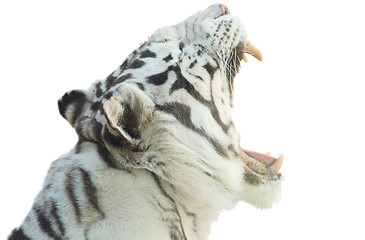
(240, 148, 283, 182)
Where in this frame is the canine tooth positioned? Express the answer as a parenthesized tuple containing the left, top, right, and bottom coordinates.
(270, 154, 284, 172)
(244, 41, 263, 61)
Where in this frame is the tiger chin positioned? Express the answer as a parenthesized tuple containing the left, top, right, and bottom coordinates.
(9, 3, 283, 240)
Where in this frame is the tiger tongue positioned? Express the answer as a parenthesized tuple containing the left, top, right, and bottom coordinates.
(243, 41, 263, 62)
(243, 149, 283, 172)
(240, 148, 284, 174)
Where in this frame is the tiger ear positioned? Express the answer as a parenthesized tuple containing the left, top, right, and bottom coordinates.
(102, 85, 153, 150)
(58, 90, 89, 127)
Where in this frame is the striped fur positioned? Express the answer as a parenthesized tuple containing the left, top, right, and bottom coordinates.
(9, 4, 282, 240)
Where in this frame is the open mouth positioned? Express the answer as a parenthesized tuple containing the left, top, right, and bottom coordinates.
(236, 42, 283, 183)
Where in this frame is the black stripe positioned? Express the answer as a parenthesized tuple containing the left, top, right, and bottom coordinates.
(75, 118, 104, 144)
(90, 120, 103, 143)
(170, 65, 214, 104)
(105, 73, 117, 89)
(151, 172, 174, 209)
(106, 73, 133, 89)
(179, 42, 185, 51)
(203, 62, 219, 80)
(126, 59, 145, 69)
(186, 71, 204, 81)
(156, 102, 227, 157)
(34, 206, 62, 240)
(75, 140, 83, 154)
(95, 81, 104, 98)
(163, 54, 173, 62)
(65, 171, 81, 223)
(90, 100, 102, 112)
(181, 206, 198, 233)
(105, 57, 130, 89)
(188, 59, 197, 69)
(70, 91, 87, 127)
(8, 228, 31, 240)
(140, 49, 156, 58)
(136, 82, 145, 91)
(169, 65, 230, 133)
(96, 144, 120, 169)
(79, 168, 105, 218)
(74, 116, 89, 142)
(119, 59, 129, 72)
(104, 91, 114, 101)
(50, 201, 66, 237)
(96, 144, 134, 174)
(169, 66, 195, 94)
(147, 67, 171, 85)
(156, 102, 194, 130)
(150, 172, 187, 240)
(170, 65, 209, 102)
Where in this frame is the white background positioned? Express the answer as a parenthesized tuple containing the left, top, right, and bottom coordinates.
(1, 0, 364, 239)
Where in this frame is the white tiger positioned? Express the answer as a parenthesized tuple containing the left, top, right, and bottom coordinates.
(8, 4, 283, 240)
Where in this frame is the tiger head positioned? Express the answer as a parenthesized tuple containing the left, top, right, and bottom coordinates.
(58, 3, 282, 208)
(153, 4, 261, 92)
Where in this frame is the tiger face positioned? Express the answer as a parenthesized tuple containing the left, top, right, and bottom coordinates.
(59, 3, 282, 208)
(151, 4, 256, 101)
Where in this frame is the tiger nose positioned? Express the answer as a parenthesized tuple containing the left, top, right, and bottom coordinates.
(219, 4, 230, 15)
